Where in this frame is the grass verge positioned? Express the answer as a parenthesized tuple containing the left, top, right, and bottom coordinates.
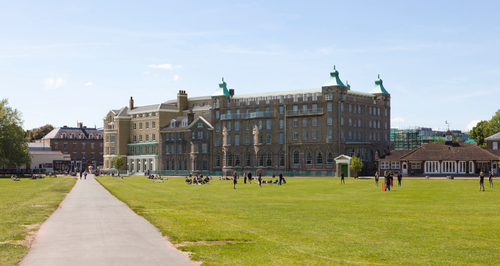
(0, 177, 76, 265)
(97, 176, 500, 265)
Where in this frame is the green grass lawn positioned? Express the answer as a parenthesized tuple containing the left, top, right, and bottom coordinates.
(0, 177, 76, 265)
(97, 176, 500, 265)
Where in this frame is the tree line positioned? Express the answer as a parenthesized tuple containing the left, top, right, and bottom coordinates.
(0, 99, 31, 168)
(470, 110, 500, 147)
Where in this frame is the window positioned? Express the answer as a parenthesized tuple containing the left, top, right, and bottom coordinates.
(326, 152, 333, 165)
(82, 152, 86, 159)
(111, 136, 115, 143)
(266, 152, 272, 167)
(258, 134, 263, 144)
(245, 134, 250, 145)
(133, 123, 136, 130)
(411, 162, 421, 169)
(327, 117, 332, 125)
(327, 130, 333, 139)
(340, 103, 344, 112)
(293, 132, 298, 140)
(227, 122, 232, 131)
(178, 145, 182, 154)
(235, 134, 240, 145)
(302, 131, 308, 140)
(279, 133, 284, 144)
(349, 104, 352, 112)
(349, 118, 352, 126)
(245, 121, 250, 130)
(235, 153, 241, 167)
(293, 105, 298, 113)
(91, 152, 95, 159)
(215, 154, 220, 167)
(146, 134, 149, 141)
(348, 131, 352, 140)
(198, 132, 203, 139)
(139, 135, 143, 142)
(279, 152, 285, 167)
(279, 119, 284, 129)
(312, 131, 318, 139)
(306, 152, 312, 165)
(279, 106, 284, 114)
(82, 143, 86, 149)
(206, 132, 210, 139)
(425, 161, 439, 173)
(215, 111, 220, 118)
(216, 123, 220, 132)
(73, 143, 77, 149)
(266, 120, 272, 129)
(380, 162, 390, 169)
(385, 109, 388, 116)
(302, 119, 307, 127)
(340, 117, 344, 125)
(293, 151, 300, 165)
(245, 153, 251, 167)
(111, 146, 115, 155)
(198, 122, 203, 128)
(327, 103, 332, 111)
(378, 108, 381, 116)
(442, 161, 456, 173)
(312, 118, 317, 126)
(140, 123, 143, 130)
(54, 143, 58, 149)
(266, 134, 272, 144)
(369, 107, 372, 115)
(494, 142, 498, 150)
(391, 162, 400, 169)
(358, 105, 362, 113)
(353, 118, 357, 127)
(353, 105, 357, 113)
(202, 159, 208, 170)
(316, 152, 323, 165)
(258, 152, 263, 167)
(227, 135, 232, 146)
(235, 122, 240, 131)
(194, 144, 199, 153)
(293, 119, 298, 127)
(358, 120, 362, 127)
(385, 122, 388, 129)
(458, 161, 466, 173)
(146, 122, 149, 129)
(152, 122, 156, 129)
(91, 143, 95, 149)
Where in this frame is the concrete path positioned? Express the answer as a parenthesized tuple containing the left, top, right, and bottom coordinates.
(20, 174, 194, 266)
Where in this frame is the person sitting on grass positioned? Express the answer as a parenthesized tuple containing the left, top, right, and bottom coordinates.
(12, 175, 20, 181)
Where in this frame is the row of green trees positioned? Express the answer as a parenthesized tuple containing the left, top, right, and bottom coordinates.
(0, 99, 31, 168)
(470, 110, 500, 147)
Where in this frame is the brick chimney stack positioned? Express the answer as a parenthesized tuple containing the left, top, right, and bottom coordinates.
(129, 96, 134, 110)
(188, 109, 195, 125)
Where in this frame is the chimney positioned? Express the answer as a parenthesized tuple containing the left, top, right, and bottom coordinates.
(129, 96, 134, 110)
(188, 109, 195, 125)
(78, 122, 83, 128)
(177, 90, 188, 112)
(229, 89, 234, 97)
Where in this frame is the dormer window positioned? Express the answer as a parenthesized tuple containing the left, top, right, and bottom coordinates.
(62, 133, 67, 139)
(80, 134, 84, 139)
(71, 134, 75, 139)
(89, 134, 93, 139)
(194, 103, 200, 107)
(170, 119, 176, 128)
(198, 122, 203, 128)
(182, 119, 188, 127)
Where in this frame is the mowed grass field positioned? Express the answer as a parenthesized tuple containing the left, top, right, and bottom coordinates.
(97, 176, 500, 265)
(0, 177, 76, 265)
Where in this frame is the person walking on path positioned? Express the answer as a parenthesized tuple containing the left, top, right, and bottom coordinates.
(243, 172, 247, 184)
(479, 171, 485, 191)
(279, 171, 283, 185)
(397, 172, 402, 186)
(248, 171, 252, 184)
(233, 171, 238, 189)
(258, 172, 262, 187)
(374, 171, 379, 187)
(340, 172, 345, 184)
(79, 169, 83, 180)
(84, 170, 88, 180)
(489, 170, 494, 188)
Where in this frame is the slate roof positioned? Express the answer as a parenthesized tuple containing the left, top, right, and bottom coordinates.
(485, 132, 500, 141)
(160, 114, 212, 132)
(378, 143, 498, 161)
(42, 127, 103, 140)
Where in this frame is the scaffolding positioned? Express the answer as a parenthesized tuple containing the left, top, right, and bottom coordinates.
(391, 128, 422, 150)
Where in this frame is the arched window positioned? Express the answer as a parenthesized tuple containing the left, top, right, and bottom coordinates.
(182, 118, 188, 127)
(71, 134, 75, 139)
(227, 152, 232, 167)
(245, 153, 251, 167)
(257, 152, 264, 167)
(170, 119, 176, 128)
(202, 159, 208, 170)
(316, 152, 323, 165)
(171, 160, 175, 170)
(279, 152, 285, 167)
(266, 152, 272, 167)
(165, 159, 169, 170)
(326, 152, 334, 165)
(293, 151, 300, 165)
(306, 152, 312, 165)
(194, 158, 199, 170)
(234, 152, 241, 167)
(178, 160, 182, 170)
(80, 134, 84, 139)
(215, 154, 220, 168)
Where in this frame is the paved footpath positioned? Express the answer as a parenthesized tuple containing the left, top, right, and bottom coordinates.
(20, 174, 194, 266)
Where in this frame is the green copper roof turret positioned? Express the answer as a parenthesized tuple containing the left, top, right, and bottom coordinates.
(370, 75, 390, 94)
(212, 77, 231, 97)
(323, 66, 346, 87)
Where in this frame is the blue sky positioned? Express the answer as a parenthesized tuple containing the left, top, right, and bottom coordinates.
(1, 0, 499, 132)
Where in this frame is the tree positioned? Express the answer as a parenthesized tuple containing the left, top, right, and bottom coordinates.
(489, 110, 500, 134)
(470, 120, 491, 147)
(350, 155, 363, 178)
(0, 99, 31, 168)
(112, 155, 124, 175)
(28, 124, 54, 142)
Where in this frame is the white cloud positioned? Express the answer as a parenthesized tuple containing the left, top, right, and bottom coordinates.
(465, 120, 481, 131)
(147, 64, 181, 70)
(142, 71, 149, 75)
(44, 78, 65, 90)
(391, 117, 405, 123)
(84, 82, 93, 86)
(172, 75, 180, 81)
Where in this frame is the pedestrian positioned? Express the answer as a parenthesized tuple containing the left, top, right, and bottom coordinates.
(479, 171, 485, 191)
(385, 171, 391, 191)
(390, 171, 394, 188)
(248, 171, 252, 184)
(79, 170, 83, 180)
(84, 170, 87, 180)
(489, 170, 494, 188)
(340, 172, 345, 184)
(258, 172, 262, 187)
(233, 172, 237, 189)
(397, 172, 402, 186)
(279, 171, 283, 185)
(374, 171, 379, 187)
(243, 172, 247, 184)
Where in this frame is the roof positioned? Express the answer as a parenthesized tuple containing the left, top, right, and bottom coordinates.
(485, 132, 500, 141)
(232, 88, 322, 99)
(212, 78, 231, 97)
(42, 127, 103, 140)
(370, 75, 390, 94)
(379, 143, 498, 161)
(323, 66, 346, 87)
(160, 114, 212, 132)
(28, 142, 51, 151)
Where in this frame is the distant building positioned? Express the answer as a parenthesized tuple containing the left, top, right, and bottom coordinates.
(41, 123, 103, 171)
(379, 131, 498, 176)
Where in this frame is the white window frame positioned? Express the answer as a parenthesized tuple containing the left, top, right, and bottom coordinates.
(425, 161, 440, 173)
(380, 161, 390, 169)
(391, 161, 400, 169)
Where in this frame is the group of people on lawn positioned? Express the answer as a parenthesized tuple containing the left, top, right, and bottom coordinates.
(229, 171, 286, 189)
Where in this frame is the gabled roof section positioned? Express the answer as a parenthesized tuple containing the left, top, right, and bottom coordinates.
(380, 143, 498, 161)
(485, 132, 500, 141)
(212, 78, 231, 97)
(370, 75, 390, 94)
(187, 115, 213, 129)
(323, 66, 346, 87)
